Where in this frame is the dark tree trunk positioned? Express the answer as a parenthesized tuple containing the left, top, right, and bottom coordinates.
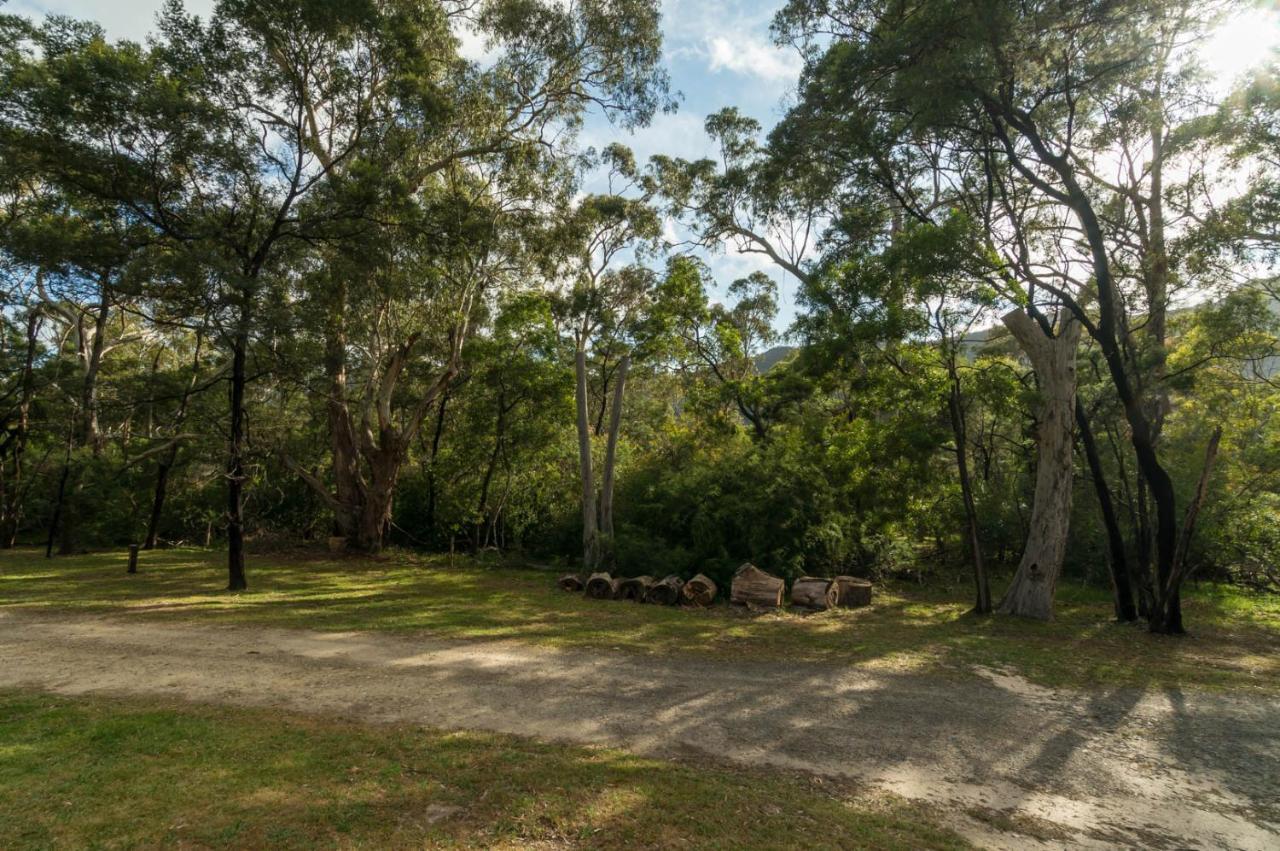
(45, 460, 70, 559)
(144, 335, 203, 550)
(1, 309, 41, 547)
(988, 108, 1185, 630)
(1075, 399, 1137, 621)
(225, 307, 249, 592)
(948, 362, 991, 614)
(143, 459, 173, 550)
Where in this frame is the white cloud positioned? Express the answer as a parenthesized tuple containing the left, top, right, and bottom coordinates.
(705, 34, 802, 83)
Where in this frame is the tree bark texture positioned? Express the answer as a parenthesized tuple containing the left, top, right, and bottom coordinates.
(997, 309, 1081, 620)
(1075, 399, 1137, 621)
(730, 563, 784, 608)
(598, 354, 629, 568)
(575, 347, 599, 570)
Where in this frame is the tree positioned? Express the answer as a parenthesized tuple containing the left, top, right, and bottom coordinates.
(545, 148, 662, 568)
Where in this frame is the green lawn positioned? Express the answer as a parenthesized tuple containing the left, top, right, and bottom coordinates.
(0, 690, 967, 850)
(2, 546, 1277, 692)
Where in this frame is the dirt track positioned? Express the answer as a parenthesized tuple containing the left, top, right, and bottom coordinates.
(1, 610, 1276, 849)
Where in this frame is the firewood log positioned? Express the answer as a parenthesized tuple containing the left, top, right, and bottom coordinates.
(584, 572, 619, 600)
(644, 574, 685, 605)
(681, 573, 717, 607)
(833, 576, 873, 608)
(730, 563, 784, 608)
(617, 575, 654, 601)
(557, 573, 585, 593)
(791, 576, 837, 610)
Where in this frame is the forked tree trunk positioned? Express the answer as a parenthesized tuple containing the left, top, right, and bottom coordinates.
(997, 310, 1081, 620)
(574, 346, 599, 570)
(1152, 426, 1222, 634)
(58, 297, 111, 555)
(145, 335, 204, 550)
(1075, 399, 1137, 621)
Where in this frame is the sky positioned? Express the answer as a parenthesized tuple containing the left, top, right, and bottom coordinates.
(7, 0, 1280, 331)
(7, 0, 809, 324)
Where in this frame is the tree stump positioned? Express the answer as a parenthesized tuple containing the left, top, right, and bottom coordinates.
(617, 575, 654, 601)
(584, 572, 620, 600)
(791, 576, 837, 610)
(730, 563, 784, 608)
(644, 574, 685, 605)
(557, 573, 585, 593)
(127, 544, 139, 575)
(681, 573, 717, 607)
(327, 535, 346, 553)
(833, 576, 873, 608)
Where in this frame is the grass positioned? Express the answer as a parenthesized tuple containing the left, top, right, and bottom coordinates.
(0, 689, 968, 850)
(1, 546, 1277, 693)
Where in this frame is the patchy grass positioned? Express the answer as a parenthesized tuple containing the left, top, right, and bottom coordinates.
(0, 689, 967, 850)
(1, 546, 1277, 693)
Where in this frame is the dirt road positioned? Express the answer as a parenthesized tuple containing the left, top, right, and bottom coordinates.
(1, 610, 1276, 849)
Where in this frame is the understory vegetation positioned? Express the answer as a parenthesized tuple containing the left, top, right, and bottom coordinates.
(0, 0, 1277, 641)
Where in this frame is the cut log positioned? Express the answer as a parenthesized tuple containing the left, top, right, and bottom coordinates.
(644, 574, 685, 605)
(557, 573, 585, 593)
(327, 535, 346, 553)
(730, 563, 784, 608)
(791, 576, 837, 610)
(681, 573, 717, 607)
(584, 572, 620, 600)
(833, 576, 873, 608)
(617, 575, 655, 601)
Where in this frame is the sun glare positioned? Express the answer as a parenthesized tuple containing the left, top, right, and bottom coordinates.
(1200, 4, 1280, 85)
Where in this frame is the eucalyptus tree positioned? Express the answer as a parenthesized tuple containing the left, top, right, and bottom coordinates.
(543, 145, 662, 569)
(655, 256, 788, 440)
(274, 0, 671, 553)
(1, 4, 376, 585)
(648, 107, 822, 287)
(773, 0, 1248, 632)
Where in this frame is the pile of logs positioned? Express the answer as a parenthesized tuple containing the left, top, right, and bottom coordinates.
(557, 563, 873, 612)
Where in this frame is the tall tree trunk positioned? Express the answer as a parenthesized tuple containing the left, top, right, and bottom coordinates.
(475, 389, 506, 550)
(424, 392, 448, 535)
(574, 346, 599, 570)
(598, 354, 629, 568)
(1155, 427, 1223, 634)
(144, 334, 204, 550)
(143, 459, 173, 550)
(1, 309, 41, 547)
(45, 455, 70, 559)
(992, 109, 1184, 631)
(58, 298, 111, 555)
(324, 280, 365, 541)
(998, 310, 1081, 620)
(1075, 399, 1137, 621)
(225, 299, 250, 592)
(947, 356, 990, 614)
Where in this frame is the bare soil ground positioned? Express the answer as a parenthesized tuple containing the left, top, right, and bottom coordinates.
(2, 610, 1276, 850)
